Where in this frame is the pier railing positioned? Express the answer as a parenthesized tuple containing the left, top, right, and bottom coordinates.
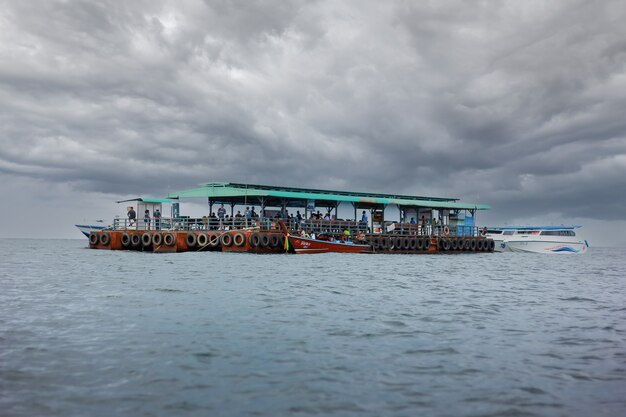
(111, 217, 482, 237)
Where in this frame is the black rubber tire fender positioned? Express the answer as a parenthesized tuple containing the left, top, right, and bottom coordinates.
(100, 232, 110, 246)
(186, 233, 197, 247)
(89, 232, 99, 246)
(121, 233, 130, 247)
(208, 233, 220, 247)
(197, 233, 208, 246)
(141, 233, 152, 247)
(152, 233, 163, 246)
(163, 233, 176, 246)
(233, 232, 246, 247)
(221, 233, 233, 247)
(249, 233, 261, 248)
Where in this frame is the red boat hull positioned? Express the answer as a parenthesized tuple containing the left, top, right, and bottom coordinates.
(288, 235, 372, 254)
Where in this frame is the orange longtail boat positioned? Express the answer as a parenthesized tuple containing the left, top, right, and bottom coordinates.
(278, 221, 371, 254)
(286, 234, 372, 254)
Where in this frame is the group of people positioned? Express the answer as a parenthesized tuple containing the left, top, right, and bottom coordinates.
(206, 204, 259, 230)
(125, 204, 371, 232)
(127, 206, 161, 230)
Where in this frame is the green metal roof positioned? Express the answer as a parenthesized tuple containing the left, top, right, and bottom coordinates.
(166, 182, 489, 211)
(116, 197, 172, 204)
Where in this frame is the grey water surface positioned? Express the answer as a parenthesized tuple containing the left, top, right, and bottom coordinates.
(1, 239, 625, 417)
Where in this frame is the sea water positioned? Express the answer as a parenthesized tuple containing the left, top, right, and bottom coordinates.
(1, 239, 625, 417)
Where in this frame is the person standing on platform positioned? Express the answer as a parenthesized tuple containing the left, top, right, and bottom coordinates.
(217, 204, 226, 230)
(154, 208, 161, 230)
(127, 206, 136, 227)
(245, 207, 251, 227)
(144, 209, 151, 230)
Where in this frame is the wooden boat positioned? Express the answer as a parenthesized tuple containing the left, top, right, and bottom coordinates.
(287, 234, 372, 254)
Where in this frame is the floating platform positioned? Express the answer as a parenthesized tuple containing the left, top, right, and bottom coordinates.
(87, 230, 494, 254)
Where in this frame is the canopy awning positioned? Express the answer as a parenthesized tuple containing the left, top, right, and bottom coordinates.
(166, 182, 489, 211)
(116, 197, 172, 204)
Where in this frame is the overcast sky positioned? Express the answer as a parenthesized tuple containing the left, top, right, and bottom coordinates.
(1, 0, 625, 245)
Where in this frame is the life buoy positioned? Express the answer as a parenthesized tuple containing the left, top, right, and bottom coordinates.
(163, 233, 175, 246)
(443, 225, 450, 236)
(141, 233, 152, 247)
(197, 233, 208, 247)
(99, 232, 110, 246)
(208, 233, 220, 247)
(121, 233, 130, 247)
(249, 233, 261, 248)
(221, 233, 233, 247)
(233, 232, 246, 247)
(89, 232, 99, 245)
(186, 233, 198, 247)
(260, 233, 270, 247)
(480, 227, 488, 237)
(152, 233, 163, 246)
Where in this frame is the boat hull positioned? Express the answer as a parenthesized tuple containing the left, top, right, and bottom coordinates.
(288, 235, 372, 254)
(506, 239, 589, 254)
(75, 224, 106, 237)
(487, 237, 509, 252)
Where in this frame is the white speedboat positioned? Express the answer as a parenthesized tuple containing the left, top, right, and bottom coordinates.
(75, 220, 107, 237)
(486, 226, 589, 254)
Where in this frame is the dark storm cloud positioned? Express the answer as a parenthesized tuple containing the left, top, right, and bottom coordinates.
(1, 0, 625, 221)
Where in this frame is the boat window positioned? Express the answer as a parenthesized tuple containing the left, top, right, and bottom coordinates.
(487, 230, 502, 234)
(540, 230, 576, 236)
(503, 231, 514, 235)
